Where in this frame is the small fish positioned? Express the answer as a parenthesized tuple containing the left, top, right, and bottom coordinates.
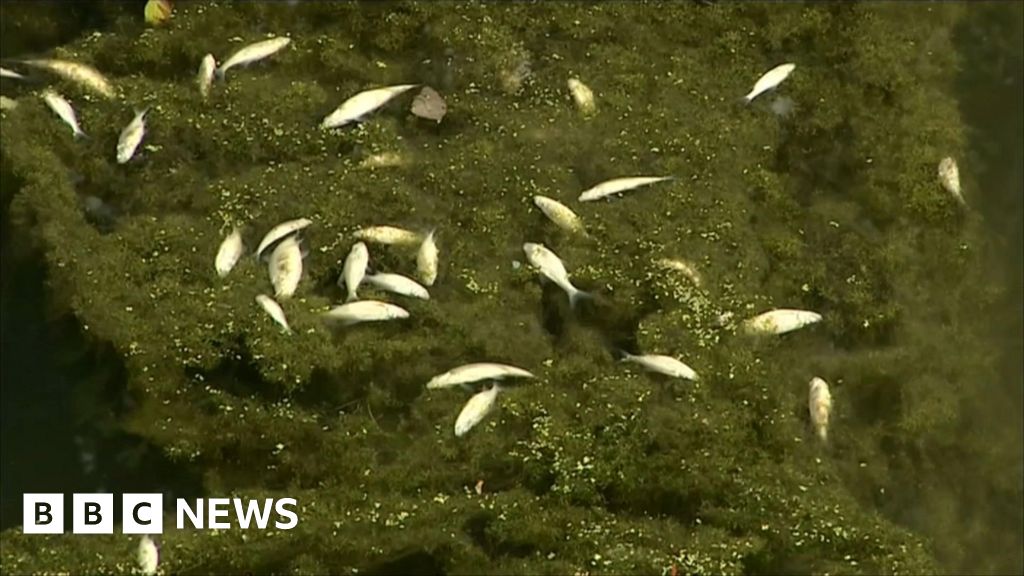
(323, 300, 409, 326)
(215, 227, 244, 278)
(619, 351, 699, 380)
(116, 108, 148, 164)
(578, 176, 673, 202)
(427, 363, 535, 390)
(743, 63, 796, 104)
(410, 86, 447, 123)
(256, 294, 291, 333)
(0, 96, 18, 111)
(22, 58, 116, 99)
(197, 54, 216, 99)
(655, 258, 702, 287)
(0, 66, 26, 80)
(742, 308, 822, 336)
(365, 272, 430, 300)
(41, 90, 86, 138)
(268, 235, 302, 299)
(533, 195, 586, 235)
(567, 78, 596, 115)
(137, 535, 159, 576)
(340, 242, 369, 302)
(938, 157, 965, 206)
(353, 225, 422, 245)
(216, 36, 291, 80)
(321, 84, 419, 129)
(417, 229, 438, 286)
(255, 217, 312, 257)
(522, 242, 591, 309)
(455, 385, 501, 437)
(808, 376, 833, 443)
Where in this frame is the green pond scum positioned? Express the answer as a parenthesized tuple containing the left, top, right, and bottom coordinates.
(0, 1, 1021, 575)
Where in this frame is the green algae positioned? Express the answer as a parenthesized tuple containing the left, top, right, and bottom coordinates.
(0, 1, 1018, 575)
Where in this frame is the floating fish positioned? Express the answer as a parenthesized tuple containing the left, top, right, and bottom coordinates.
(116, 108, 148, 164)
(937, 157, 965, 206)
(411, 86, 447, 123)
(427, 363, 535, 390)
(742, 308, 822, 336)
(654, 258, 702, 287)
(619, 351, 699, 380)
(578, 176, 673, 202)
(0, 96, 17, 111)
(22, 58, 115, 99)
(567, 78, 596, 115)
(533, 195, 586, 235)
(197, 54, 216, 99)
(41, 90, 86, 138)
(144, 0, 173, 26)
(743, 63, 796, 104)
(808, 376, 833, 443)
(323, 300, 409, 326)
(255, 217, 312, 257)
(417, 229, 438, 286)
(216, 36, 291, 80)
(0, 66, 25, 80)
(455, 385, 501, 437)
(321, 84, 419, 129)
(353, 225, 422, 245)
(365, 272, 430, 300)
(340, 242, 369, 302)
(268, 235, 302, 299)
(215, 227, 244, 278)
(522, 242, 590, 309)
(137, 535, 159, 576)
(256, 294, 291, 333)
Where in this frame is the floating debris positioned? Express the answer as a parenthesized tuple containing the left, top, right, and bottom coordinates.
(411, 86, 447, 123)
(144, 0, 173, 26)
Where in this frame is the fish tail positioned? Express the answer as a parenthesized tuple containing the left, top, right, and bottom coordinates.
(610, 347, 631, 362)
(73, 130, 89, 141)
(214, 67, 226, 82)
(345, 291, 358, 303)
(568, 288, 593, 310)
(740, 93, 754, 105)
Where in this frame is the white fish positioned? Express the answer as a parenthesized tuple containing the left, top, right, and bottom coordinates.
(137, 535, 159, 576)
(197, 53, 216, 99)
(215, 227, 244, 278)
(620, 352, 699, 380)
(938, 157, 965, 205)
(742, 308, 822, 336)
(365, 272, 430, 300)
(116, 108, 148, 164)
(455, 385, 502, 437)
(256, 294, 292, 333)
(567, 78, 596, 115)
(41, 90, 85, 138)
(808, 377, 833, 443)
(417, 229, 439, 286)
(323, 300, 409, 326)
(255, 217, 312, 257)
(534, 195, 586, 235)
(268, 236, 302, 299)
(22, 58, 115, 98)
(0, 96, 17, 111)
(578, 176, 673, 202)
(353, 225, 422, 245)
(522, 242, 590, 308)
(340, 242, 369, 302)
(1, 66, 25, 79)
(743, 63, 796, 104)
(426, 363, 536, 390)
(655, 258, 702, 287)
(321, 84, 419, 129)
(216, 36, 291, 80)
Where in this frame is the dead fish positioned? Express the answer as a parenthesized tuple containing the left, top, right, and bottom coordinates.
(268, 235, 302, 299)
(215, 227, 244, 278)
(321, 84, 419, 129)
(323, 300, 409, 326)
(116, 108, 148, 164)
(365, 272, 430, 300)
(359, 151, 407, 169)
(417, 229, 439, 286)
(455, 385, 501, 437)
(742, 308, 822, 336)
(340, 242, 369, 302)
(808, 376, 833, 443)
(567, 78, 596, 115)
(578, 176, 673, 202)
(938, 157, 965, 206)
(137, 535, 159, 576)
(0, 66, 26, 80)
(41, 90, 86, 139)
(411, 85, 447, 123)
(22, 58, 115, 98)
(655, 258, 702, 287)
(353, 225, 422, 245)
(522, 242, 591, 309)
(743, 63, 796, 104)
(256, 294, 291, 333)
(533, 195, 586, 235)
(0, 95, 18, 111)
(255, 217, 312, 257)
(619, 351, 699, 380)
(197, 54, 216, 99)
(216, 36, 291, 80)
(427, 363, 535, 390)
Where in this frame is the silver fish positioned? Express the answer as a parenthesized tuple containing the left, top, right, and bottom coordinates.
(22, 58, 115, 98)
(743, 63, 796, 104)
(427, 363, 535, 390)
(215, 227, 244, 278)
(578, 176, 673, 202)
(533, 195, 586, 235)
(137, 535, 159, 576)
(268, 236, 302, 299)
(742, 308, 822, 336)
(620, 352, 699, 380)
(340, 242, 369, 302)
(567, 78, 596, 115)
(522, 242, 590, 308)
(216, 36, 291, 80)
(365, 272, 430, 300)
(417, 229, 438, 286)
(41, 90, 85, 138)
(353, 225, 422, 245)
(321, 84, 419, 129)
(197, 54, 216, 99)
(808, 377, 833, 443)
(255, 217, 312, 257)
(938, 157, 965, 206)
(323, 300, 409, 326)
(455, 385, 501, 437)
(0, 66, 26, 80)
(256, 294, 291, 333)
(116, 108, 148, 164)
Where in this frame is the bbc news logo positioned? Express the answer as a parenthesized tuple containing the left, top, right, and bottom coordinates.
(23, 494, 299, 534)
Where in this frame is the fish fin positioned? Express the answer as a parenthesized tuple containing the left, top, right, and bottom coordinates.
(568, 288, 593, 310)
